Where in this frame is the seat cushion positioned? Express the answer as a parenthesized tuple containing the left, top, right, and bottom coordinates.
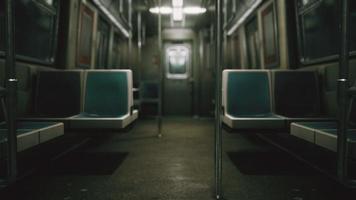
(314, 129, 356, 157)
(223, 114, 285, 130)
(290, 121, 338, 143)
(72, 112, 126, 118)
(69, 114, 131, 129)
(0, 121, 64, 145)
(292, 121, 338, 129)
(0, 129, 39, 152)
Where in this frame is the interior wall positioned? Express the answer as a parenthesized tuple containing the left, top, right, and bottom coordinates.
(138, 28, 214, 117)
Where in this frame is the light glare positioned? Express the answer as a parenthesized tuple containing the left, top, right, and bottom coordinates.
(173, 7, 184, 21)
(172, 0, 183, 7)
(149, 7, 172, 15)
(149, 6, 207, 16)
(183, 7, 206, 14)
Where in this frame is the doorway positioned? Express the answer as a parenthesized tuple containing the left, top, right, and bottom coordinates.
(163, 43, 193, 116)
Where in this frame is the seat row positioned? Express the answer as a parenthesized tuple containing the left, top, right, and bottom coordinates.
(222, 69, 332, 130)
(222, 69, 356, 156)
(291, 103, 356, 156)
(27, 69, 138, 129)
(0, 69, 138, 152)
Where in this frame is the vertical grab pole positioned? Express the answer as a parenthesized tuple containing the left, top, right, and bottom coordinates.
(137, 12, 142, 83)
(337, 0, 350, 183)
(158, 0, 163, 137)
(5, 0, 17, 184)
(128, 0, 133, 69)
(215, 0, 223, 199)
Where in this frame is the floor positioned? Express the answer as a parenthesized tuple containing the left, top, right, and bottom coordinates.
(1, 118, 356, 200)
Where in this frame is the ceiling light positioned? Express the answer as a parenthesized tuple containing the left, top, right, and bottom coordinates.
(149, 6, 172, 15)
(183, 7, 207, 15)
(173, 7, 184, 21)
(172, 0, 183, 7)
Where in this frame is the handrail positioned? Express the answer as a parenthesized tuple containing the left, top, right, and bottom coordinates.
(337, 0, 352, 185)
(215, 0, 223, 199)
(5, 0, 18, 184)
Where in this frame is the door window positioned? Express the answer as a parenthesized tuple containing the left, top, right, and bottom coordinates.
(166, 46, 190, 79)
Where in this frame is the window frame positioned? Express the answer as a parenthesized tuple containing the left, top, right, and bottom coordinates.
(165, 45, 191, 80)
(294, 0, 356, 66)
(261, 1, 279, 69)
(0, 0, 60, 66)
(245, 16, 261, 69)
(95, 16, 111, 69)
(77, 3, 95, 69)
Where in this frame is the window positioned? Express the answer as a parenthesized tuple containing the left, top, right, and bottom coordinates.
(77, 4, 94, 68)
(96, 17, 110, 69)
(0, 0, 4, 53)
(245, 17, 261, 69)
(351, 1, 356, 51)
(111, 33, 121, 68)
(296, 0, 356, 63)
(0, 0, 59, 64)
(169, 56, 187, 74)
(261, 3, 278, 68)
(165, 46, 190, 79)
(231, 34, 241, 68)
(16, 0, 58, 63)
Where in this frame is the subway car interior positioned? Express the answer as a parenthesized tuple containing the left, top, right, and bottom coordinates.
(1, 0, 356, 199)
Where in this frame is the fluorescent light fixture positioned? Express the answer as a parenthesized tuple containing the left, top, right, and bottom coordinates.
(183, 7, 206, 14)
(149, 6, 172, 14)
(227, 0, 262, 35)
(172, 0, 183, 7)
(149, 6, 207, 17)
(173, 7, 184, 21)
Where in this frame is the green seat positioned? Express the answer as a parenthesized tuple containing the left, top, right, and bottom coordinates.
(0, 128, 39, 152)
(222, 70, 285, 130)
(0, 121, 64, 148)
(314, 129, 356, 157)
(291, 95, 356, 145)
(70, 70, 136, 129)
(272, 70, 334, 128)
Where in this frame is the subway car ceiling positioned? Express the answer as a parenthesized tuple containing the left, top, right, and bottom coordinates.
(0, 0, 355, 70)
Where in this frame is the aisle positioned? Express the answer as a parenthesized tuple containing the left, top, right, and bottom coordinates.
(1, 118, 355, 200)
(1, 118, 215, 200)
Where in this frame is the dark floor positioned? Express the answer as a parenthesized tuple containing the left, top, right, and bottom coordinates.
(1, 118, 356, 200)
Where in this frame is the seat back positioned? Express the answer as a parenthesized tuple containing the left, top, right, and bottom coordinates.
(83, 70, 129, 117)
(272, 70, 321, 117)
(223, 70, 272, 117)
(35, 71, 82, 117)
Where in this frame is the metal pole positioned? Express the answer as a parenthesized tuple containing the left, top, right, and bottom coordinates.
(158, 0, 163, 138)
(215, 0, 223, 199)
(128, 0, 132, 69)
(5, 0, 18, 184)
(337, 0, 350, 182)
(137, 12, 142, 83)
